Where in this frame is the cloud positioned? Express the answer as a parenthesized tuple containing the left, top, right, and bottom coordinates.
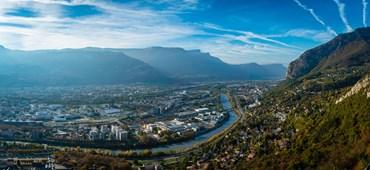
(266, 29, 335, 42)
(144, 0, 202, 12)
(332, 0, 353, 32)
(0, 0, 199, 50)
(293, 0, 338, 36)
(363, 0, 368, 27)
(167, 34, 301, 65)
(0, 0, 303, 64)
(201, 23, 301, 49)
(203, 39, 300, 65)
(165, 24, 303, 64)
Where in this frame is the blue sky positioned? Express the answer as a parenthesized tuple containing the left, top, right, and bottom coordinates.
(0, 0, 367, 64)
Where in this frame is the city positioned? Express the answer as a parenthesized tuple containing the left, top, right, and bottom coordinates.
(0, 0, 369, 169)
(0, 81, 273, 169)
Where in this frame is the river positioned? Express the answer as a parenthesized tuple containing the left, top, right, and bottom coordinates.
(130, 93, 239, 153)
(3, 94, 239, 154)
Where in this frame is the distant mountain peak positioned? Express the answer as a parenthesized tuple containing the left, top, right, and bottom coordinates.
(353, 26, 370, 34)
(148, 46, 185, 51)
(121, 47, 287, 81)
(0, 48, 173, 87)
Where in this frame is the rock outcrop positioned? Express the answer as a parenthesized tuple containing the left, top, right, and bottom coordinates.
(336, 74, 370, 104)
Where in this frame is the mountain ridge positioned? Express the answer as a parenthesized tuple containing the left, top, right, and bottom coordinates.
(243, 27, 370, 169)
(0, 48, 173, 87)
(120, 47, 287, 81)
(287, 27, 370, 79)
(0, 46, 287, 87)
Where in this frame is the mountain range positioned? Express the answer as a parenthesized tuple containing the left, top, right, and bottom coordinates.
(120, 47, 286, 81)
(0, 47, 172, 87)
(0, 46, 286, 87)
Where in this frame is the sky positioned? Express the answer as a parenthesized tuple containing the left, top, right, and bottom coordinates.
(0, 0, 367, 65)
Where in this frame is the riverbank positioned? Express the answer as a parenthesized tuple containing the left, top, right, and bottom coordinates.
(0, 94, 242, 159)
(178, 93, 243, 153)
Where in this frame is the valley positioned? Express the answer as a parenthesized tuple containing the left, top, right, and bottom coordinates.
(0, 81, 274, 169)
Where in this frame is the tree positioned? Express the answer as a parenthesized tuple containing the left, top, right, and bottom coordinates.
(141, 149, 152, 157)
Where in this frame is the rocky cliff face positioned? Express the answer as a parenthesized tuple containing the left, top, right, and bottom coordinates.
(287, 27, 370, 79)
(336, 74, 370, 104)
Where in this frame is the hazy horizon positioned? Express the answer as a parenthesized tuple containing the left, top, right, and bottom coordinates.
(0, 44, 293, 65)
(0, 0, 367, 65)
